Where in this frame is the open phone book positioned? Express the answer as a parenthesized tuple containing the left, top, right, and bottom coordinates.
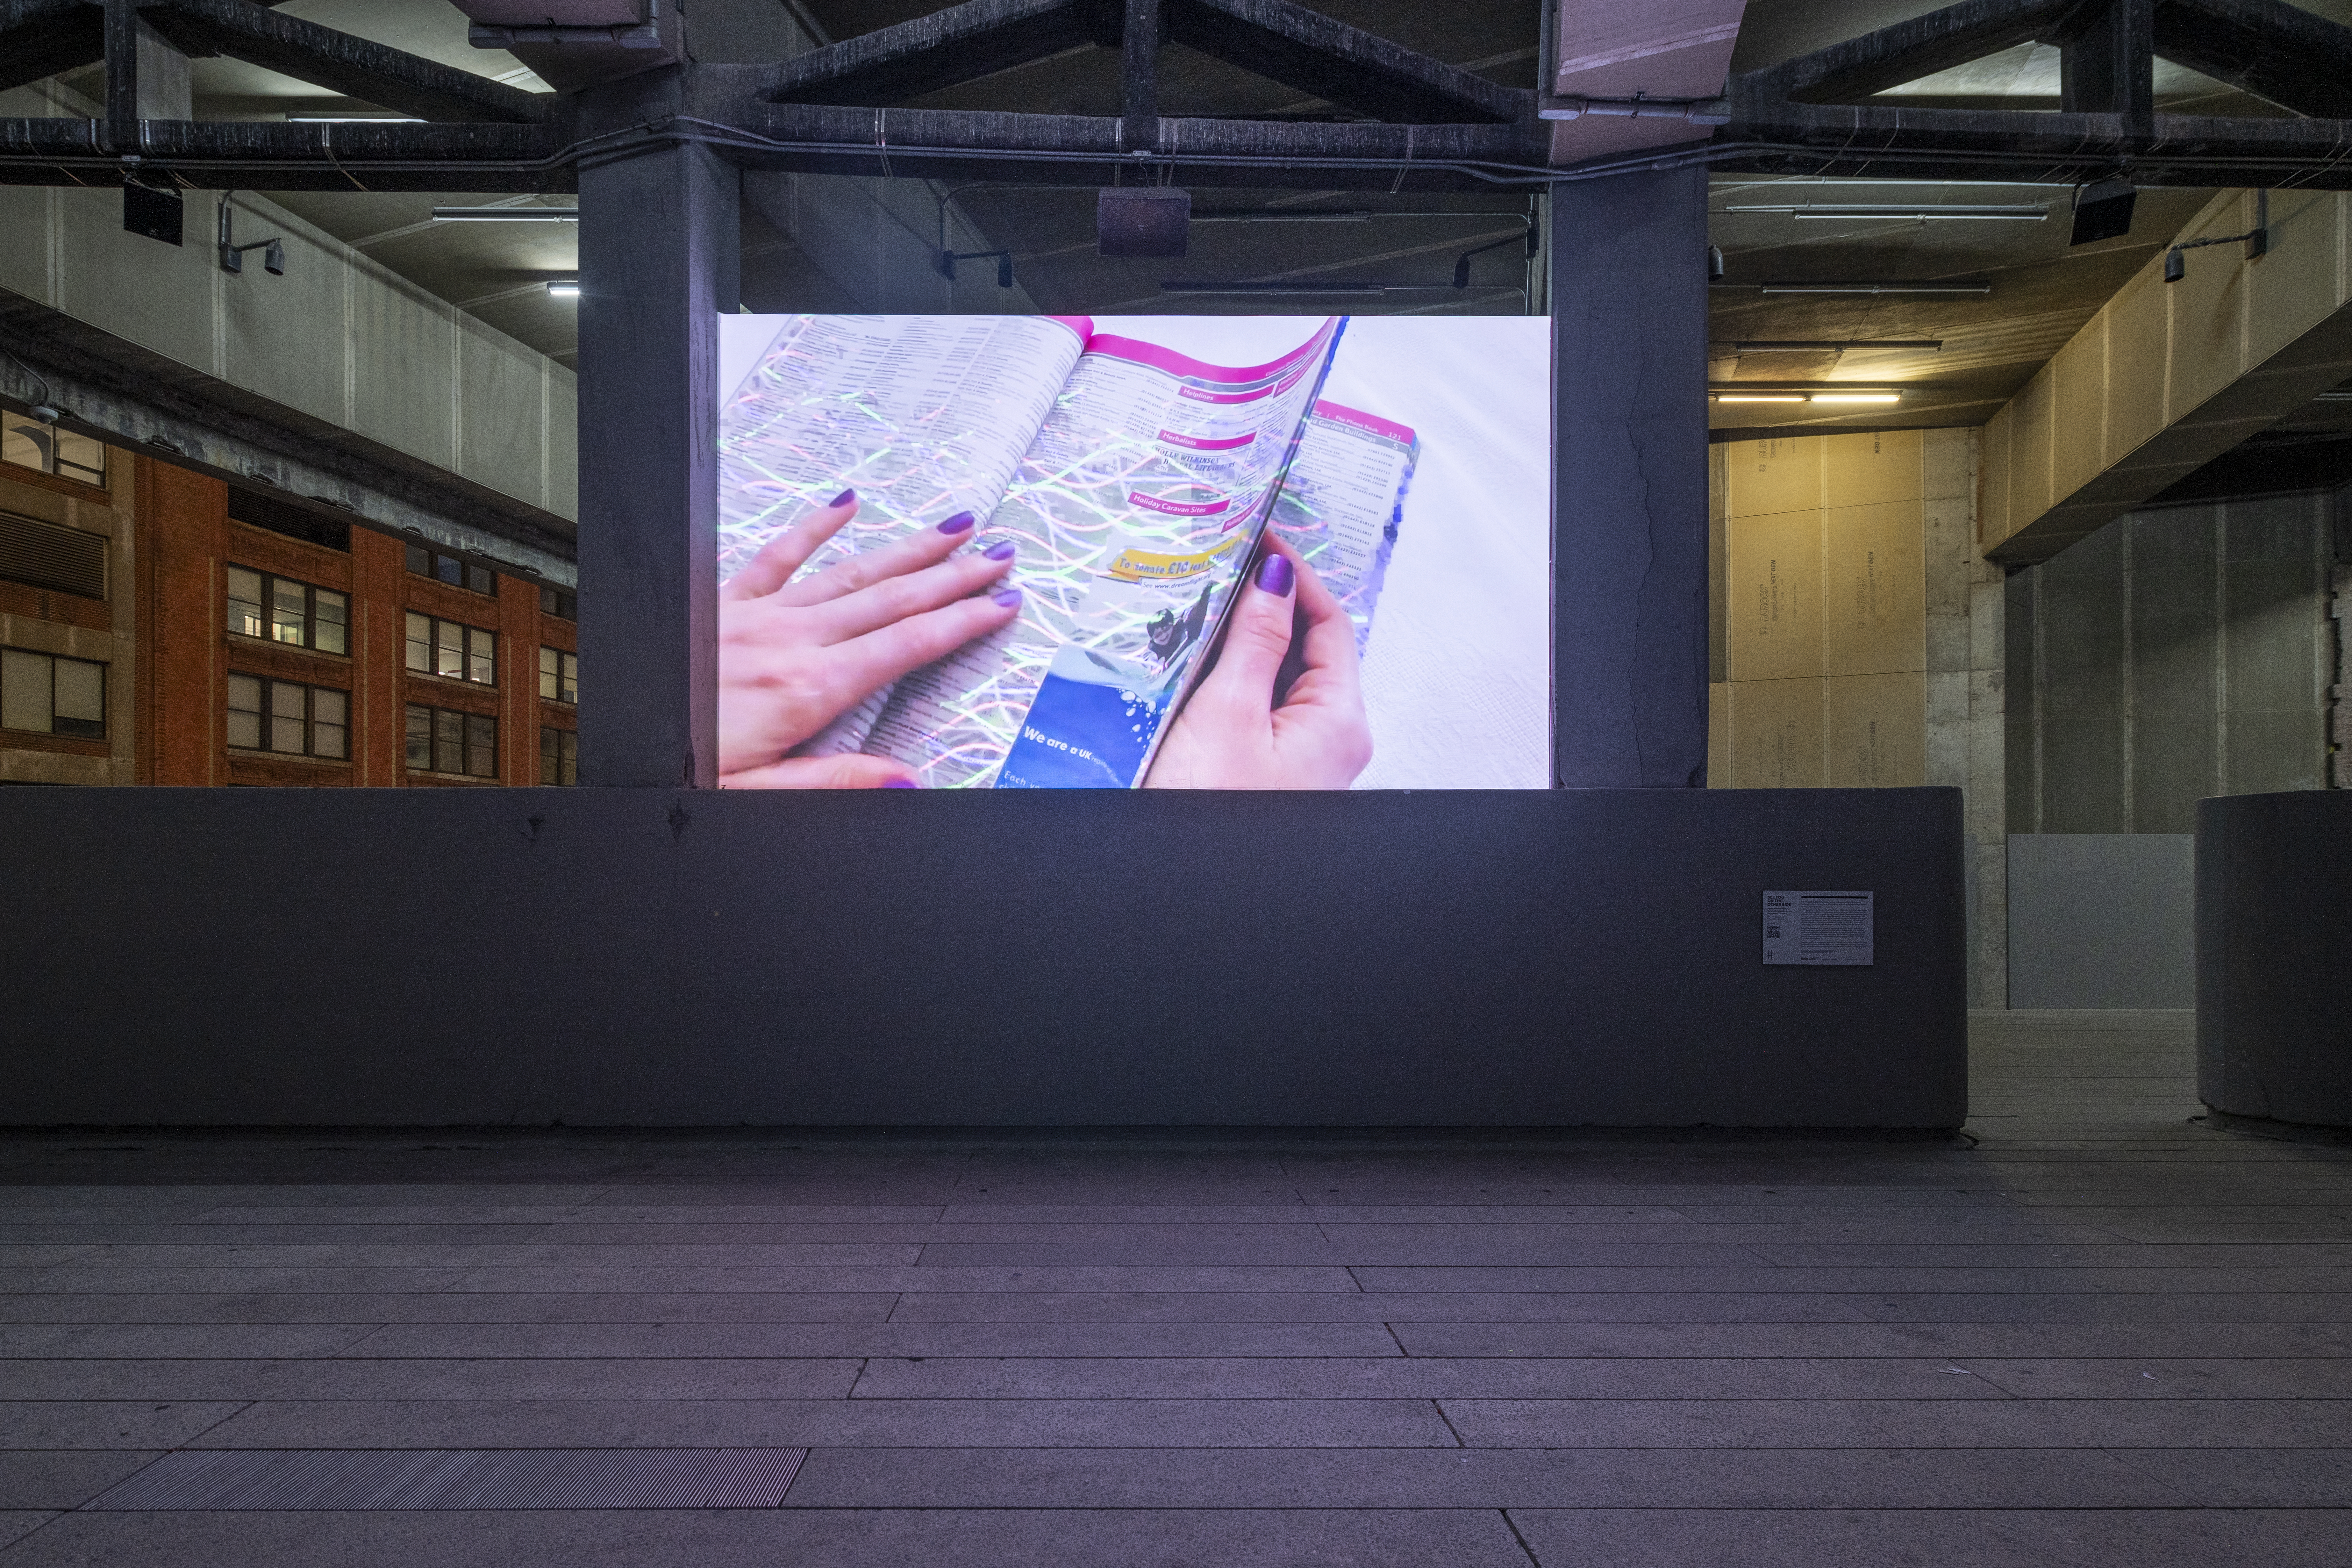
(718, 314, 1419, 788)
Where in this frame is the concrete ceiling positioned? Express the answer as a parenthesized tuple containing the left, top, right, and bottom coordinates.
(44, 0, 2352, 449)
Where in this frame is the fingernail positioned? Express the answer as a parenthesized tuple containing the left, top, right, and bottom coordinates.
(992, 588, 1023, 609)
(1256, 553, 1294, 596)
(830, 487, 855, 507)
(937, 511, 975, 535)
(984, 540, 1016, 560)
(883, 778, 918, 789)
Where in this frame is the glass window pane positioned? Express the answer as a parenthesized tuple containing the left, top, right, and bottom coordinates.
(406, 543, 431, 576)
(539, 725, 557, 783)
(227, 673, 262, 749)
(270, 683, 305, 719)
(468, 627, 494, 686)
(52, 430, 103, 486)
(467, 713, 496, 777)
(312, 688, 345, 726)
(435, 620, 463, 679)
(467, 564, 494, 595)
(538, 644, 556, 700)
(560, 651, 577, 704)
(560, 729, 577, 786)
(0, 416, 47, 474)
(226, 567, 264, 637)
(51, 658, 102, 736)
(270, 579, 306, 645)
(313, 590, 348, 655)
(434, 708, 464, 773)
(2, 648, 50, 732)
(405, 611, 430, 672)
(435, 553, 462, 586)
(539, 585, 558, 617)
(314, 720, 346, 759)
(405, 704, 430, 768)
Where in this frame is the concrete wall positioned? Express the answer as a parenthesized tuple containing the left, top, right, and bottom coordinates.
(2005, 490, 2339, 835)
(2008, 834, 2196, 1009)
(1708, 428, 2007, 1004)
(0, 80, 578, 527)
(0, 785, 1969, 1128)
(1982, 189, 2352, 564)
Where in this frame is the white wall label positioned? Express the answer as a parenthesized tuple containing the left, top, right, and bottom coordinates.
(1763, 891, 1874, 966)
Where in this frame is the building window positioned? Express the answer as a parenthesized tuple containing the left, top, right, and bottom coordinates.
(0, 510, 107, 600)
(0, 413, 105, 487)
(539, 585, 576, 620)
(405, 613, 495, 685)
(538, 645, 578, 703)
(540, 726, 577, 785)
(227, 674, 346, 759)
(1, 647, 105, 737)
(405, 544, 495, 596)
(407, 704, 496, 778)
(226, 567, 348, 654)
(228, 487, 349, 551)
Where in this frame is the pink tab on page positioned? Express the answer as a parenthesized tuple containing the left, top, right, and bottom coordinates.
(1158, 430, 1256, 451)
(1314, 400, 1416, 445)
(1129, 492, 1233, 517)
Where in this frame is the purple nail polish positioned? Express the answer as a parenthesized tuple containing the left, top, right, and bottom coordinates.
(937, 511, 976, 535)
(992, 588, 1023, 609)
(830, 487, 855, 507)
(882, 778, 918, 789)
(984, 540, 1016, 560)
(1256, 553, 1294, 596)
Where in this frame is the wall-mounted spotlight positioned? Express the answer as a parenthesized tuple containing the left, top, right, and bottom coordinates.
(217, 196, 283, 275)
(2165, 192, 2268, 283)
(1708, 245, 1724, 282)
(545, 279, 580, 297)
(941, 249, 1014, 289)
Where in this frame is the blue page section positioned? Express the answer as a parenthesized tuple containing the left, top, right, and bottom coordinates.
(997, 646, 1171, 790)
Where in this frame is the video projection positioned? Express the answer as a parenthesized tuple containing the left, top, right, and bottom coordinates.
(715, 314, 1549, 789)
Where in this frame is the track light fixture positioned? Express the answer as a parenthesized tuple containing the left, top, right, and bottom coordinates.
(2165, 193, 2268, 284)
(942, 249, 1015, 289)
(217, 196, 283, 276)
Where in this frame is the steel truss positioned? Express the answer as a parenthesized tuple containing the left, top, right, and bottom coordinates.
(0, 0, 2347, 194)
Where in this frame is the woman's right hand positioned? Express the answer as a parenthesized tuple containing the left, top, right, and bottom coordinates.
(718, 491, 1021, 788)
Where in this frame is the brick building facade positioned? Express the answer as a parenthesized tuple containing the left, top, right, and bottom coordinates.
(1, 435, 575, 788)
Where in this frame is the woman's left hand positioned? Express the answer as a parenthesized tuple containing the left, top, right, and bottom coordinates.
(719, 492, 1021, 788)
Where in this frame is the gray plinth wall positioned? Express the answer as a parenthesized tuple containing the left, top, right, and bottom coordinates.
(2197, 789, 2352, 1126)
(0, 786, 1966, 1127)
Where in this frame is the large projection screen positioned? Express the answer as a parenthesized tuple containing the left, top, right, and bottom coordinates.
(714, 314, 1551, 790)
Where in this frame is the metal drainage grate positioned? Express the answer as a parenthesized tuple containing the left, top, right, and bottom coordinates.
(85, 1448, 807, 1511)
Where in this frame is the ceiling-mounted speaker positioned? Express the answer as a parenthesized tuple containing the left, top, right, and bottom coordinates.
(2069, 177, 2136, 246)
(1098, 187, 1191, 257)
(123, 183, 183, 247)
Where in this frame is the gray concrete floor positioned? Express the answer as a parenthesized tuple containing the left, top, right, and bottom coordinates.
(2, 1010, 2348, 1564)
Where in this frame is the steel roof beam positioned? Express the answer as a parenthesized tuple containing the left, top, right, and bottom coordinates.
(1761, 0, 2079, 106)
(2151, 0, 2352, 119)
(0, 0, 105, 94)
(758, 0, 1113, 109)
(1164, 0, 1526, 125)
(137, 0, 549, 123)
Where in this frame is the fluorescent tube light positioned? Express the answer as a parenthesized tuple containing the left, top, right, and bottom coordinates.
(1725, 204, 2045, 221)
(1731, 341, 1942, 352)
(1807, 393, 1903, 404)
(545, 279, 579, 297)
(432, 206, 579, 222)
(1711, 394, 1806, 403)
(1745, 282, 1992, 296)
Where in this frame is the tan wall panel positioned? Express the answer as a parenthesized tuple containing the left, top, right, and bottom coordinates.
(2104, 261, 2171, 463)
(2048, 318, 2107, 503)
(1707, 682, 1730, 789)
(1822, 429, 1922, 507)
(1723, 436, 1822, 518)
(1980, 410, 2010, 546)
(1726, 506, 1823, 682)
(1728, 675, 1824, 789)
(2007, 366, 2054, 532)
(1822, 500, 1925, 678)
(2167, 193, 2255, 421)
(2246, 190, 2347, 368)
(1826, 671, 1926, 787)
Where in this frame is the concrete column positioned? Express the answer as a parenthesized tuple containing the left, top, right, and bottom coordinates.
(1549, 167, 1710, 788)
(575, 137, 740, 788)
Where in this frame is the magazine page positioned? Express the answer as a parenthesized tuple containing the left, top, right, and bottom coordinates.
(1266, 400, 1420, 655)
(861, 317, 1346, 788)
(716, 313, 1092, 752)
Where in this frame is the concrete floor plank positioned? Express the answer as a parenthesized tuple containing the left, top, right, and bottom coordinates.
(0, 1516, 52, 1553)
(0, 1359, 862, 1402)
(2104, 1447, 2352, 1503)
(883, 1290, 1875, 1323)
(1511, 1507, 2352, 1568)
(779, 1445, 2180, 1508)
(0, 1403, 246, 1450)
(0, 1293, 902, 1325)
(341, 1321, 1403, 1359)
(0, 1325, 379, 1359)
(0, 1453, 158, 1512)
(438, 1265, 1363, 1294)
(179, 1397, 1460, 1449)
(1439, 1396, 2352, 1448)
(1394, 1319, 2352, 1358)
(0, 1508, 1532, 1568)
